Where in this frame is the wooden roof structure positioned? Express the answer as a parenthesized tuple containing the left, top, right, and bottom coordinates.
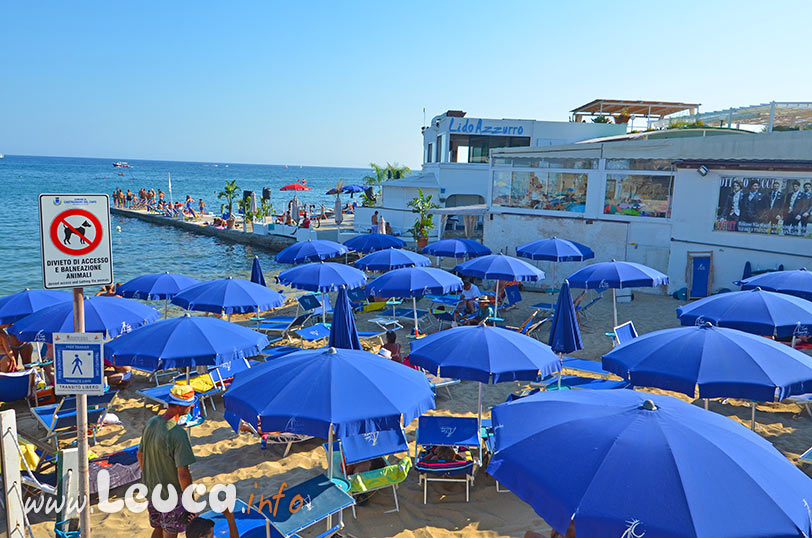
(571, 99, 700, 121)
(682, 102, 812, 131)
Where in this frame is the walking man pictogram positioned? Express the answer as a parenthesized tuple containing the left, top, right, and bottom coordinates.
(71, 353, 83, 375)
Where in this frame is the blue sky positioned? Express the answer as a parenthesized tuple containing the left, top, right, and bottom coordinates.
(1, 1, 808, 168)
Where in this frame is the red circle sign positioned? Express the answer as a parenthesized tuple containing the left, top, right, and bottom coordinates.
(49, 208, 103, 256)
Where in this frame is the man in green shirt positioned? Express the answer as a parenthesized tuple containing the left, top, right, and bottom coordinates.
(138, 384, 197, 538)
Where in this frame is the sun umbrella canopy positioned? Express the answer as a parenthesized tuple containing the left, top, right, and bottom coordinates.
(409, 324, 559, 383)
(548, 281, 583, 354)
(117, 272, 201, 300)
(365, 267, 462, 298)
(676, 288, 812, 338)
(274, 239, 349, 264)
(354, 249, 430, 271)
(343, 233, 406, 253)
(487, 390, 812, 538)
(250, 257, 266, 287)
(736, 268, 812, 301)
(342, 184, 365, 193)
(277, 262, 366, 292)
(104, 314, 269, 370)
(280, 184, 311, 191)
(328, 288, 361, 350)
(454, 254, 545, 282)
(10, 296, 160, 343)
(422, 238, 491, 258)
(0, 289, 71, 325)
(565, 260, 669, 289)
(224, 347, 435, 438)
(171, 278, 284, 315)
(516, 237, 595, 262)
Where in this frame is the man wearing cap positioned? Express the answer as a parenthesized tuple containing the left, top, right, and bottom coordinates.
(138, 384, 198, 538)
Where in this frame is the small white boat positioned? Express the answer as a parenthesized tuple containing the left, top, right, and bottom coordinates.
(113, 161, 131, 168)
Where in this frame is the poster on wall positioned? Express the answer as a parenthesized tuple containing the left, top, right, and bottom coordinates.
(714, 176, 812, 238)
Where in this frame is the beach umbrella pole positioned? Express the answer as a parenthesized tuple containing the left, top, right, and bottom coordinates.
(612, 288, 618, 329)
(413, 297, 418, 336)
(164, 298, 168, 319)
(704, 398, 709, 410)
(322, 292, 327, 324)
(558, 352, 563, 390)
(751, 402, 756, 431)
(327, 423, 334, 529)
(494, 280, 500, 319)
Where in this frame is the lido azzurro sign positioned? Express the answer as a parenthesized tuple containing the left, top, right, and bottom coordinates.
(448, 117, 525, 136)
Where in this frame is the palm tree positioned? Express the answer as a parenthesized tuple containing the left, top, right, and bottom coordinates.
(385, 162, 411, 180)
(362, 163, 387, 188)
(217, 179, 240, 218)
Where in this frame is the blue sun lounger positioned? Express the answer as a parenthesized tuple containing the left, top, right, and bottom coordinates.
(0, 368, 37, 404)
(414, 416, 481, 503)
(259, 313, 313, 341)
(31, 391, 118, 447)
(294, 323, 331, 343)
(297, 294, 334, 319)
(542, 375, 629, 391)
(606, 320, 639, 347)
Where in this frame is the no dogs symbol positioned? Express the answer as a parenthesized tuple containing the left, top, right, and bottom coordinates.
(49, 208, 103, 256)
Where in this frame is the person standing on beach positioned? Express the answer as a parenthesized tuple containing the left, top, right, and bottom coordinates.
(138, 385, 197, 538)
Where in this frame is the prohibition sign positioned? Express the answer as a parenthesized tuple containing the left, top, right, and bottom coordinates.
(49, 208, 103, 256)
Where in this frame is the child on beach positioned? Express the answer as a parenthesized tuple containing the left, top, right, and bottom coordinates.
(185, 509, 238, 538)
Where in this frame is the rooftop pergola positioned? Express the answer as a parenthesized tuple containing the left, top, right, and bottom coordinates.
(677, 101, 812, 131)
(571, 99, 700, 122)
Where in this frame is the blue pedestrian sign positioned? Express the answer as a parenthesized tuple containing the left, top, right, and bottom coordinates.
(53, 332, 104, 395)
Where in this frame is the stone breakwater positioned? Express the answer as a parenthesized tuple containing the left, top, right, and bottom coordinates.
(110, 208, 296, 252)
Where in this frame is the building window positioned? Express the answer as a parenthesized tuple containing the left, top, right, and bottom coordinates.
(426, 143, 433, 163)
(450, 135, 531, 163)
(606, 159, 673, 171)
(492, 170, 588, 212)
(604, 174, 674, 218)
(508, 157, 597, 169)
(436, 136, 442, 163)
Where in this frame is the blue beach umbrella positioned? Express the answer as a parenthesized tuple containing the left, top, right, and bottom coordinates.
(118, 272, 201, 317)
(328, 287, 361, 350)
(736, 268, 812, 301)
(105, 314, 269, 371)
(249, 257, 267, 287)
(11, 296, 160, 343)
(171, 277, 284, 317)
(487, 390, 812, 538)
(354, 248, 431, 271)
(516, 237, 595, 289)
(566, 260, 669, 327)
(366, 267, 463, 334)
(516, 237, 594, 262)
(676, 288, 812, 340)
(224, 346, 435, 479)
(274, 239, 348, 264)
(455, 253, 544, 317)
(343, 233, 406, 253)
(342, 184, 365, 194)
(422, 238, 491, 259)
(603, 323, 812, 429)
(0, 289, 71, 325)
(278, 262, 367, 323)
(547, 281, 583, 389)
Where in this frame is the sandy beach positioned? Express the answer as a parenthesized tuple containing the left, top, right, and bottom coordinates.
(14, 288, 812, 538)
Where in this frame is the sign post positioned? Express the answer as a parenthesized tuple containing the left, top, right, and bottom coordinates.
(39, 194, 112, 538)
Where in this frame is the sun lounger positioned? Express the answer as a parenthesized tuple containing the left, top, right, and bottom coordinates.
(259, 313, 313, 341)
(561, 358, 612, 377)
(323, 429, 411, 516)
(535, 375, 630, 391)
(252, 474, 355, 538)
(348, 287, 386, 314)
(31, 391, 118, 447)
(424, 372, 460, 398)
(297, 294, 334, 318)
(606, 320, 639, 347)
(501, 284, 522, 310)
(358, 329, 386, 347)
(0, 368, 37, 404)
(394, 307, 430, 320)
(293, 323, 331, 343)
(415, 416, 481, 503)
(799, 446, 812, 465)
(369, 317, 403, 332)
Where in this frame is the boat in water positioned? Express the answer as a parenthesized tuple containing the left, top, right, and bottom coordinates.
(113, 161, 131, 168)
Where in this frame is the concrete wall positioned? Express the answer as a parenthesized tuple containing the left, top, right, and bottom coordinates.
(667, 168, 812, 292)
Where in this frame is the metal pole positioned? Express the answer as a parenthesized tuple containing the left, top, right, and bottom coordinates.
(704, 398, 708, 410)
(1, 409, 25, 538)
(751, 401, 756, 431)
(612, 288, 618, 329)
(327, 423, 334, 530)
(322, 293, 327, 325)
(558, 352, 563, 390)
(412, 297, 419, 336)
(164, 298, 168, 319)
(72, 288, 91, 538)
(493, 280, 500, 319)
(477, 383, 482, 433)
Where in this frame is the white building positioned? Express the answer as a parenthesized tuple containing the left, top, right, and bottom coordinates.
(484, 130, 812, 295)
(357, 110, 625, 236)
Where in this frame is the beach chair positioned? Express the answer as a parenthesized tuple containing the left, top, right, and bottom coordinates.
(323, 429, 412, 516)
(252, 474, 355, 538)
(561, 358, 612, 378)
(31, 391, 118, 447)
(414, 416, 481, 503)
(358, 329, 387, 347)
(424, 372, 461, 399)
(293, 323, 331, 344)
(800, 446, 812, 466)
(786, 393, 812, 417)
(0, 368, 38, 405)
(539, 375, 630, 391)
(501, 284, 522, 311)
(348, 287, 386, 314)
(606, 320, 638, 347)
(297, 294, 334, 319)
(259, 313, 312, 337)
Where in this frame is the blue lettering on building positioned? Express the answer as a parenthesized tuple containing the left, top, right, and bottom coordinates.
(448, 118, 524, 136)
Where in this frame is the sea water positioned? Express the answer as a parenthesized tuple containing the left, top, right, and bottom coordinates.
(0, 155, 369, 296)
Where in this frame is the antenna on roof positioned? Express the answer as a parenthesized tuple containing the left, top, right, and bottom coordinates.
(423, 107, 426, 128)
